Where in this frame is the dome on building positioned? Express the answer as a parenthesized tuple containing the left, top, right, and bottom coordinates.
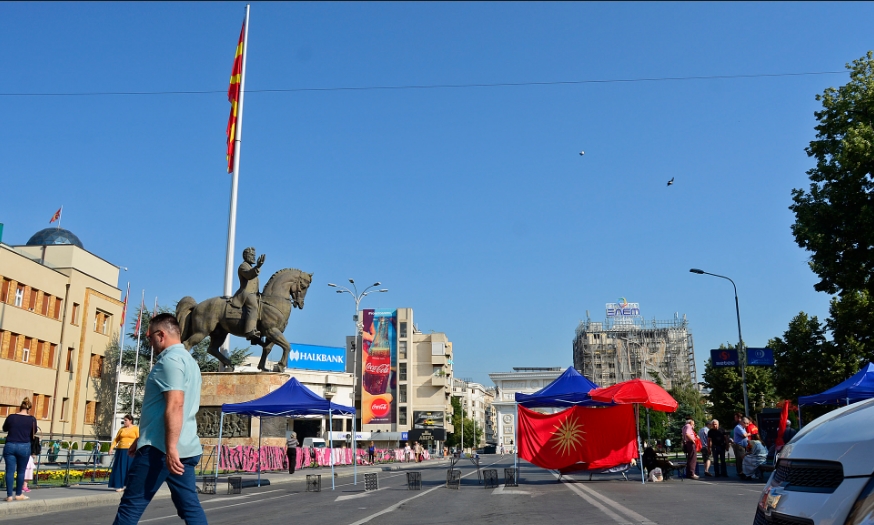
(26, 228, 84, 249)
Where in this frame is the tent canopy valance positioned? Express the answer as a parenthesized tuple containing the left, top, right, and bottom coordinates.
(798, 362, 874, 406)
(221, 377, 355, 417)
(515, 367, 612, 408)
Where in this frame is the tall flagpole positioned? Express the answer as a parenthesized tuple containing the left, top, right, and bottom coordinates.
(111, 282, 130, 437)
(222, 4, 250, 360)
(130, 291, 145, 416)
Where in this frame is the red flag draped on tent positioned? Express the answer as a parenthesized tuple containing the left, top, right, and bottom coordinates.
(517, 404, 637, 471)
(226, 21, 245, 173)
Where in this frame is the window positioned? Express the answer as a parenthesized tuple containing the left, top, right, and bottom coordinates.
(4, 333, 18, 360)
(94, 312, 100, 331)
(28, 288, 38, 311)
(40, 292, 50, 315)
(398, 341, 407, 359)
(22, 338, 31, 362)
(102, 314, 110, 335)
(14, 285, 24, 307)
(34, 341, 44, 366)
(61, 398, 69, 421)
(399, 407, 407, 426)
(433, 366, 442, 376)
(85, 400, 100, 425)
(33, 394, 51, 420)
(89, 354, 104, 377)
(399, 362, 407, 381)
(65, 347, 74, 372)
(399, 384, 407, 403)
(71, 303, 80, 325)
(399, 322, 408, 338)
(48, 344, 57, 368)
(53, 297, 62, 319)
(0, 278, 10, 303)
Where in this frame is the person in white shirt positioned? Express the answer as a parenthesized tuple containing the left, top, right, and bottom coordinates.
(698, 422, 712, 476)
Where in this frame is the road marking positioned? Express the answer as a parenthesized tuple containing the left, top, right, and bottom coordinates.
(554, 471, 659, 525)
(345, 458, 503, 525)
(139, 494, 291, 522)
(336, 491, 371, 501)
(492, 484, 531, 495)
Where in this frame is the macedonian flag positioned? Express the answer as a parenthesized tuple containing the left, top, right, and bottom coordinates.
(517, 404, 637, 471)
(226, 20, 245, 173)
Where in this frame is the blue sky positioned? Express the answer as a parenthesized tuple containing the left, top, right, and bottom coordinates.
(4, 2, 872, 386)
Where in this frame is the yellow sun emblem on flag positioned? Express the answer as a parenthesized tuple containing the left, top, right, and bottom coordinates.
(550, 415, 586, 456)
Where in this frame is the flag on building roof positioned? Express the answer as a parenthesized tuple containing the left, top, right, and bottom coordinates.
(49, 207, 62, 224)
(226, 20, 245, 173)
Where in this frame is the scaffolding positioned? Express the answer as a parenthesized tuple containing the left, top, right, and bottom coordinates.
(572, 312, 696, 390)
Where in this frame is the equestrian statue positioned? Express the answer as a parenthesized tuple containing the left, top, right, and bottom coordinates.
(176, 247, 313, 372)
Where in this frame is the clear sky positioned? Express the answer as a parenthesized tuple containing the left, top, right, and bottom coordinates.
(4, 2, 872, 387)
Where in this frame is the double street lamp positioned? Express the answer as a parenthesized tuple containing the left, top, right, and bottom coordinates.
(689, 268, 750, 417)
(326, 279, 388, 432)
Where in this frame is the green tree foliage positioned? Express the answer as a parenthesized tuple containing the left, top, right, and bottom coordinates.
(445, 395, 483, 450)
(702, 344, 776, 428)
(769, 312, 830, 403)
(665, 381, 706, 443)
(826, 290, 874, 367)
(790, 51, 874, 296)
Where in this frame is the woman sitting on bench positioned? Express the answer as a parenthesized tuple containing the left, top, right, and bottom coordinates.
(740, 434, 767, 480)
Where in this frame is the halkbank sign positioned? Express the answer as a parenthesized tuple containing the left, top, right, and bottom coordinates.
(287, 343, 346, 372)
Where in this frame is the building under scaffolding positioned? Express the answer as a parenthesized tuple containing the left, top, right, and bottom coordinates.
(573, 303, 697, 390)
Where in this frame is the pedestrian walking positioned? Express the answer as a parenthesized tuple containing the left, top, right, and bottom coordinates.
(286, 431, 299, 474)
(698, 421, 712, 476)
(109, 414, 139, 492)
(707, 419, 728, 477)
(2, 397, 37, 501)
(368, 441, 376, 464)
(112, 314, 207, 525)
(403, 442, 411, 462)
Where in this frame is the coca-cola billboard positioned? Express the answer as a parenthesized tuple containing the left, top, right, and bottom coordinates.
(361, 309, 397, 425)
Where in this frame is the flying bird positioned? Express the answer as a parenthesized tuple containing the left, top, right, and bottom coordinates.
(579, 151, 585, 156)
(667, 177, 674, 186)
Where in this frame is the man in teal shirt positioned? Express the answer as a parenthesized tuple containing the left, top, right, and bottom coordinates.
(113, 313, 207, 525)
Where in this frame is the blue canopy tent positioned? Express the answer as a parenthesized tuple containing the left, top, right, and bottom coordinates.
(515, 367, 608, 408)
(218, 377, 356, 490)
(798, 362, 874, 407)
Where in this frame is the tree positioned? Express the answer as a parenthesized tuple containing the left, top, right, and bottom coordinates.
(445, 395, 482, 450)
(665, 381, 706, 443)
(790, 51, 874, 296)
(826, 290, 874, 368)
(769, 312, 830, 402)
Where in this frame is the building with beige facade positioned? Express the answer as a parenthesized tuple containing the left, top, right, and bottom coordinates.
(452, 378, 491, 450)
(0, 228, 123, 441)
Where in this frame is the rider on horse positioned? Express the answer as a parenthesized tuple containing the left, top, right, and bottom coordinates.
(230, 246, 265, 343)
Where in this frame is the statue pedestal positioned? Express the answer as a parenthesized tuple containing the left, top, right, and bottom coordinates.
(199, 371, 290, 449)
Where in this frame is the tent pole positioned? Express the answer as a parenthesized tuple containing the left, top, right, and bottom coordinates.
(257, 416, 262, 487)
(215, 412, 225, 481)
(353, 415, 357, 485)
(636, 405, 644, 484)
(514, 402, 518, 473)
(329, 409, 335, 490)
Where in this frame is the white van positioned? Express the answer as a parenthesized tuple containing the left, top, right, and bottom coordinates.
(302, 437, 326, 449)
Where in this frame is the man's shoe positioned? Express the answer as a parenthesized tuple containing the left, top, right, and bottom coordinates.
(705, 472, 713, 477)
(690, 474, 700, 480)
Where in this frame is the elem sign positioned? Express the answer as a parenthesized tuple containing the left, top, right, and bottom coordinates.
(711, 349, 739, 367)
(747, 348, 775, 366)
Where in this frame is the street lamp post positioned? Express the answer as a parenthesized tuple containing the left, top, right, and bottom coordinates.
(327, 279, 388, 484)
(689, 268, 750, 417)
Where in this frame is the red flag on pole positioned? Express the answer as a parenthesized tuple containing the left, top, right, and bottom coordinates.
(120, 283, 130, 327)
(133, 297, 145, 336)
(226, 20, 245, 173)
(518, 404, 638, 471)
(49, 207, 62, 224)
(775, 400, 791, 447)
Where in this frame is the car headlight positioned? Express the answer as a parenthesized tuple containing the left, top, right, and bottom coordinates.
(845, 476, 874, 525)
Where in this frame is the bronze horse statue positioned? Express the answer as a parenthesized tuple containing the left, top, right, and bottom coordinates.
(176, 268, 313, 372)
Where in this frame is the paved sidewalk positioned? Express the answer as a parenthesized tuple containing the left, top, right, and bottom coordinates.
(0, 459, 443, 520)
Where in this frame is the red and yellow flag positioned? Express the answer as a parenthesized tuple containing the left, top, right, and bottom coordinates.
(226, 21, 245, 173)
(518, 404, 637, 472)
(49, 207, 62, 224)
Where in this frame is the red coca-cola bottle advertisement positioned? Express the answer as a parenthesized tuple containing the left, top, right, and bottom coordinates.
(361, 309, 396, 425)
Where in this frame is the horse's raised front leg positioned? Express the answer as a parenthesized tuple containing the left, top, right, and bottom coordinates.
(263, 327, 291, 372)
(207, 329, 234, 371)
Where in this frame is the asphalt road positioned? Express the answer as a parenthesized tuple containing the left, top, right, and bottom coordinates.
(23, 457, 764, 525)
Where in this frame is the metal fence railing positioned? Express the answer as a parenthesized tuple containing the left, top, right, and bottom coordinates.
(0, 437, 112, 489)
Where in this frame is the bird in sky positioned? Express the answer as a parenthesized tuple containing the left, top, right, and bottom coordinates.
(579, 151, 585, 156)
(667, 177, 674, 186)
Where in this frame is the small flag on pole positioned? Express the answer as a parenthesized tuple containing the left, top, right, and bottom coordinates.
(49, 207, 62, 224)
(226, 20, 245, 173)
(133, 297, 145, 336)
(120, 283, 130, 328)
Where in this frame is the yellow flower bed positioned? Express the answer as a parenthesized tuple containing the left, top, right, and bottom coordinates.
(0, 469, 111, 484)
